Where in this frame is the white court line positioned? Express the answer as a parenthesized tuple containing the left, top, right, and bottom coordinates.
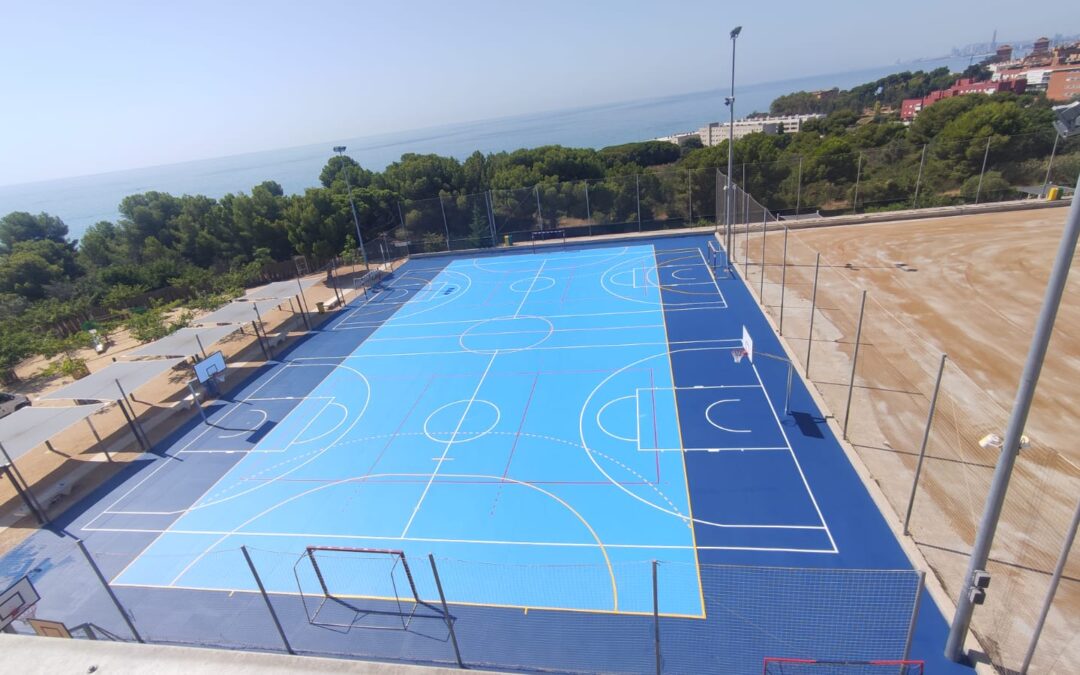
(749, 359, 839, 553)
(315, 337, 741, 361)
(514, 260, 546, 318)
(399, 350, 499, 538)
(365, 323, 666, 343)
(696, 246, 727, 304)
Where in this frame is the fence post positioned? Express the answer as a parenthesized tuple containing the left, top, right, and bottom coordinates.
(439, 195, 452, 249)
(585, 181, 593, 236)
(534, 185, 543, 229)
(1020, 494, 1080, 673)
(902, 571, 926, 663)
(913, 144, 927, 208)
(77, 539, 143, 643)
(652, 560, 661, 675)
(794, 156, 803, 217)
(636, 174, 642, 231)
(397, 201, 406, 232)
(239, 545, 294, 654)
(687, 169, 693, 225)
(842, 290, 867, 440)
(852, 151, 863, 215)
(295, 293, 311, 330)
(1041, 133, 1060, 198)
(975, 136, 992, 205)
(904, 353, 948, 535)
(428, 555, 464, 668)
(806, 253, 821, 376)
(485, 190, 497, 247)
(759, 211, 767, 299)
(779, 226, 789, 335)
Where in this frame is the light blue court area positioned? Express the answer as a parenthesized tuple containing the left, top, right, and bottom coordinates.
(106, 243, 827, 619)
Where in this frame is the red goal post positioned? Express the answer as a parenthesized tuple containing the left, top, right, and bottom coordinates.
(763, 658, 924, 675)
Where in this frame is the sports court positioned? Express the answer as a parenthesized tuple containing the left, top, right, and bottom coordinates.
(3, 234, 967, 673)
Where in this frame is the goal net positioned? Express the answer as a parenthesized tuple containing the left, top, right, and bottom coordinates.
(763, 659, 924, 675)
(293, 546, 425, 630)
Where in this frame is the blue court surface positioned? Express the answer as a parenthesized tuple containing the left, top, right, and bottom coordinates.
(1, 235, 972, 673)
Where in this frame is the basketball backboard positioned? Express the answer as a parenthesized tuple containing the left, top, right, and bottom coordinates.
(1, 576, 40, 630)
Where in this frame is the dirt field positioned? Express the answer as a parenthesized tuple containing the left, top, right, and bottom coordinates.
(741, 205, 1079, 673)
(793, 208, 1080, 462)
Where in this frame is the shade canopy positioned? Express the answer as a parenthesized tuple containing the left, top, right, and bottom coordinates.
(128, 325, 240, 357)
(195, 299, 289, 326)
(244, 276, 321, 301)
(40, 358, 185, 402)
(0, 404, 104, 461)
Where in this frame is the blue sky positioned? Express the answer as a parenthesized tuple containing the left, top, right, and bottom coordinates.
(0, 0, 1069, 185)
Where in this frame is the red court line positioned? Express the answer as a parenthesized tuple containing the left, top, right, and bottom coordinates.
(239, 477, 655, 486)
(502, 372, 540, 479)
(650, 368, 661, 483)
(560, 267, 575, 304)
(365, 375, 434, 474)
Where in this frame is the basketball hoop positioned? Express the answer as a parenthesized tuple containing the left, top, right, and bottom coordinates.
(731, 348, 748, 363)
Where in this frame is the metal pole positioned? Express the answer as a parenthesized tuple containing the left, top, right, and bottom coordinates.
(974, 135, 992, 205)
(397, 201, 406, 233)
(116, 397, 147, 451)
(428, 554, 464, 668)
(438, 195, 451, 249)
(946, 172, 1080, 662)
(904, 353, 948, 534)
(794, 156, 803, 217)
(1041, 133, 1060, 198)
(653, 560, 661, 675)
(337, 151, 369, 271)
(241, 545, 294, 654)
(636, 174, 642, 231)
(725, 28, 739, 254)
(253, 304, 266, 337)
(535, 185, 543, 229)
(806, 253, 820, 376)
(485, 190, 497, 246)
(584, 181, 592, 236)
(759, 210, 767, 298)
(687, 169, 693, 225)
(913, 144, 927, 208)
(842, 290, 867, 440)
(0, 441, 47, 523)
(744, 186, 750, 275)
(295, 294, 310, 330)
(77, 539, 143, 642)
(779, 226, 789, 334)
(1020, 493, 1080, 674)
(187, 381, 208, 424)
(784, 362, 794, 414)
(902, 572, 926, 663)
(852, 152, 863, 214)
(1, 463, 45, 525)
(252, 320, 269, 359)
(194, 334, 207, 360)
(115, 380, 150, 450)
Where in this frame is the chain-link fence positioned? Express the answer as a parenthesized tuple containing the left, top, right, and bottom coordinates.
(0, 535, 926, 675)
(730, 196, 1080, 673)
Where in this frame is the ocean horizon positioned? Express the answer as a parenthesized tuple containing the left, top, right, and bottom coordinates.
(0, 56, 971, 240)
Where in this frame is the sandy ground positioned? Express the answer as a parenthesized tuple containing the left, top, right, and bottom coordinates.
(734, 204, 1080, 673)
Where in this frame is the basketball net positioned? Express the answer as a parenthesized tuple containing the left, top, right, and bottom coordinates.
(731, 348, 748, 363)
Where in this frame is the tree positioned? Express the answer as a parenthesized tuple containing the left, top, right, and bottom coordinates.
(320, 155, 374, 190)
(0, 212, 69, 254)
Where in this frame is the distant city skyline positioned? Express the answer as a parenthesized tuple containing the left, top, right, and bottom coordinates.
(1, 0, 1075, 186)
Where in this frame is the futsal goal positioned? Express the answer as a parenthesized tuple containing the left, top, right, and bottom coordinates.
(762, 658, 924, 675)
(293, 546, 433, 630)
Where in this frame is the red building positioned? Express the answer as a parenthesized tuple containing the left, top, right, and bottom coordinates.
(900, 78, 1027, 121)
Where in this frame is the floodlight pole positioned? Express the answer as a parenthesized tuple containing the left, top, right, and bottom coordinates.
(1040, 133, 1060, 198)
(725, 26, 741, 263)
(333, 146, 369, 272)
(946, 172, 1080, 662)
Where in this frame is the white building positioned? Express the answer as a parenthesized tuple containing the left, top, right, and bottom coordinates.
(658, 114, 823, 147)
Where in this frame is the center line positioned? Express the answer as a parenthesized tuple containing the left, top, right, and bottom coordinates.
(515, 260, 546, 318)
(400, 350, 499, 537)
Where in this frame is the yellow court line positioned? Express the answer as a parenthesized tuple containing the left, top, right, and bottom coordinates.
(654, 244, 709, 620)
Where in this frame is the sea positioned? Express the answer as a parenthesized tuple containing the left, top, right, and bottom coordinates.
(0, 56, 972, 241)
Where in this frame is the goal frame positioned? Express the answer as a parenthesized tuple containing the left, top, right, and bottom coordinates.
(296, 546, 424, 630)
(763, 658, 925, 675)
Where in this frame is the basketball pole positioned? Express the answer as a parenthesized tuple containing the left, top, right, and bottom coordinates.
(946, 172, 1080, 661)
